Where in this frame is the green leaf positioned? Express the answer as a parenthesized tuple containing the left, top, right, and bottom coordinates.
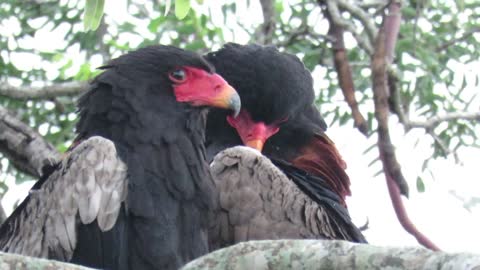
(373, 169, 384, 178)
(275, 0, 284, 14)
(74, 63, 94, 81)
(148, 16, 166, 33)
(338, 112, 350, 126)
(175, 0, 191, 20)
(367, 156, 380, 168)
(57, 143, 69, 153)
(416, 177, 425, 193)
(421, 159, 429, 172)
(196, 0, 204, 4)
(362, 142, 377, 155)
(185, 39, 206, 51)
(177, 24, 195, 34)
(83, 0, 105, 31)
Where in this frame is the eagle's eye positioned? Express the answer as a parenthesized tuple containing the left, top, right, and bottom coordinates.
(169, 69, 187, 83)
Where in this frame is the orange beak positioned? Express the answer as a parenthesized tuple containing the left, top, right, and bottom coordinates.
(208, 84, 241, 117)
(245, 139, 264, 151)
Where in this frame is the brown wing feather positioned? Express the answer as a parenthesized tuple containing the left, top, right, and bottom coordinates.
(0, 136, 128, 260)
(290, 133, 351, 206)
(209, 146, 355, 250)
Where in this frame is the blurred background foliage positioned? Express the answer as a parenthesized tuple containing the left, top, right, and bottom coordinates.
(0, 0, 479, 207)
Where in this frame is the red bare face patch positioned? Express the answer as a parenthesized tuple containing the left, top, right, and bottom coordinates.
(171, 66, 240, 114)
(226, 110, 280, 151)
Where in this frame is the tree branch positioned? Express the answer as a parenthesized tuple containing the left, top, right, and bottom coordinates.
(324, 0, 374, 55)
(388, 69, 479, 159)
(408, 112, 480, 130)
(385, 173, 440, 251)
(358, 0, 389, 9)
(0, 81, 88, 100)
(336, 0, 378, 44)
(427, 129, 461, 163)
(0, 252, 94, 269)
(94, 17, 110, 63)
(324, 4, 369, 136)
(276, 23, 336, 48)
(372, 25, 409, 197)
(387, 70, 409, 122)
(435, 26, 480, 52)
(372, 13, 440, 251)
(0, 106, 61, 178)
(255, 0, 275, 44)
(184, 240, 477, 269)
(383, 0, 401, 64)
(0, 205, 6, 224)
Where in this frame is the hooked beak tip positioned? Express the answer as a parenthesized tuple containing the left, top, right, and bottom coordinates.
(229, 92, 241, 117)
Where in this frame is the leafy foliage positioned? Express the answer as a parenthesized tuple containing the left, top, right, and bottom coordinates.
(84, 0, 105, 31)
(175, 0, 191, 19)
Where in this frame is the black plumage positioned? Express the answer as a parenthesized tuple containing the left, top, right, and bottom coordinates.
(0, 45, 240, 270)
(205, 43, 366, 243)
(72, 49, 215, 269)
(205, 44, 314, 161)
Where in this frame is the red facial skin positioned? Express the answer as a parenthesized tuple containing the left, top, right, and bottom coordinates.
(172, 66, 240, 114)
(226, 110, 281, 151)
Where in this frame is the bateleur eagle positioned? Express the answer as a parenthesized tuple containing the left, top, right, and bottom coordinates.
(205, 43, 366, 249)
(0, 45, 240, 270)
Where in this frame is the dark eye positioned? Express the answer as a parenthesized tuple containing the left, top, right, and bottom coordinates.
(169, 69, 187, 83)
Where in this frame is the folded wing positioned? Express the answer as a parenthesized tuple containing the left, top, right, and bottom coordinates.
(209, 146, 365, 250)
(0, 136, 128, 261)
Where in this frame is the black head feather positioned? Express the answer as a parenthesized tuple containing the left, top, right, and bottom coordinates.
(206, 43, 314, 123)
(101, 45, 214, 75)
(205, 43, 326, 161)
(76, 45, 214, 143)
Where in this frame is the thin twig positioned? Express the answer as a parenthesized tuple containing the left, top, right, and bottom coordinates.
(436, 27, 480, 52)
(0, 81, 88, 100)
(358, 0, 388, 9)
(324, 0, 374, 55)
(408, 112, 480, 130)
(389, 71, 480, 131)
(336, 0, 378, 43)
(387, 71, 473, 162)
(256, 0, 275, 44)
(0, 204, 6, 224)
(96, 18, 110, 63)
(427, 129, 461, 164)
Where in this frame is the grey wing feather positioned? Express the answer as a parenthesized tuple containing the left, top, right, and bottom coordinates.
(209, 146, 341, 250)
(0, 136, 128, 260)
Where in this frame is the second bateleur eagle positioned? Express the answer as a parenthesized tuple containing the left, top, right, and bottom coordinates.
(205, 43, 366, 249)
(0, 45, 240, 270)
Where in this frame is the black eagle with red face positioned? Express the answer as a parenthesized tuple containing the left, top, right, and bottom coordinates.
(205, 43, 366, 243)
(0, 45, 240, 270)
